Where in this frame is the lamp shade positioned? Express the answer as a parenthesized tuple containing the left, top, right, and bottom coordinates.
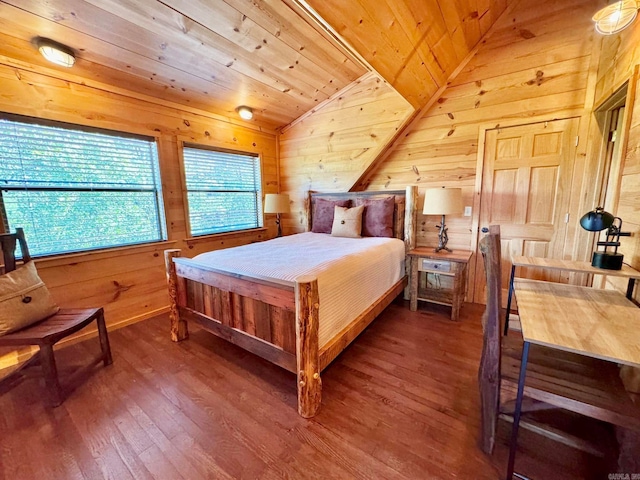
(264, 193, 290, 214)
(592, 0, 638, 35)
(579, 207, 615, 232)
(423, 188, 463, 215)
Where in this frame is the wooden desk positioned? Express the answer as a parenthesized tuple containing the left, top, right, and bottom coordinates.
(505, 256, 640, 334)
(408, 248, 472, 321)
(506, 279, 640, 479)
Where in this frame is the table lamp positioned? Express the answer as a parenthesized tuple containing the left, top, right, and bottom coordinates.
(264, 193, 290, 237)
(423, 187, 463, 253)
(579, 206, 630, 270)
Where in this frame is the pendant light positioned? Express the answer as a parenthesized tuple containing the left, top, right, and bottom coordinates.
(593, 0, 639, 35)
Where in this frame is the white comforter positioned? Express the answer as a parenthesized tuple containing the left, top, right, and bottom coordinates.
(192, 232, 405, 347)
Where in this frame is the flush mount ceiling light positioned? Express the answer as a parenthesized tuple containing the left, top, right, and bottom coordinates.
(593, 0, 639, 35)
(236, 105, 253, 120)
(36, 37, 76, 67)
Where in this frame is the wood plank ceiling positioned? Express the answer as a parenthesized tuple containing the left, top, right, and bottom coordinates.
(0, 0, 510, 130)
(300, 0, 510, 109)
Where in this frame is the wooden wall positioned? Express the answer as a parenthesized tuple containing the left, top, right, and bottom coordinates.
(0, 61, 278, 367)
(363, 0, 602, 268)
(595, 20, 640, 285)
(595, 20, 640, 393)
(279, 73, 414, 233)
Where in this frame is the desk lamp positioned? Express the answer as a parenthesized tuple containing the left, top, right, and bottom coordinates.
(264, 193, 290, 237)
(423, 187, 463, 253)
(579, 206, 630, 270)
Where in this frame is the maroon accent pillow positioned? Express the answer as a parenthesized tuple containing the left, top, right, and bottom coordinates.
(311, 198, 351, 233)
(356, 196, 395, 237)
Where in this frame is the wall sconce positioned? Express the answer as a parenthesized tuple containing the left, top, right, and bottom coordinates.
(236, 106, 253, 120)
(579, 206, 631, 270)
(593, 0, 638, 35)
(264, 193, 290, 237)
(422, 187, 463, 253)
(36, 37, 76, 67)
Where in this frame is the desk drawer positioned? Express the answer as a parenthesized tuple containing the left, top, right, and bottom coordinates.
(419, 259, 451, 273)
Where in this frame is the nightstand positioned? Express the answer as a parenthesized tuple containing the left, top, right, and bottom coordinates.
(408, 248, 472, 321)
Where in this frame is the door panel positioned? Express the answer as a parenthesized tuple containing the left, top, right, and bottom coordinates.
(474, 118, 579, 304)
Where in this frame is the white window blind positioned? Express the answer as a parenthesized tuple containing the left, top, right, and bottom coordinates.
(0, 115, 166, 257)
(182, 146, 263, 236)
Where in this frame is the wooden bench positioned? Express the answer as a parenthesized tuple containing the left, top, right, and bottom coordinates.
(0, 228, 112, 407)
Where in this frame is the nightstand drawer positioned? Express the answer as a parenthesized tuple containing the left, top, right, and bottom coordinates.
(419, 259, 451, 273)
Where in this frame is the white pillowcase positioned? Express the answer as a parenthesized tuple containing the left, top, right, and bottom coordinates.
(331, 205, 364, 238)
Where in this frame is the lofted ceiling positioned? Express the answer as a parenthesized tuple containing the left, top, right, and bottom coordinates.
(303, 0, 510, 109)
(0, 0, 510, 130)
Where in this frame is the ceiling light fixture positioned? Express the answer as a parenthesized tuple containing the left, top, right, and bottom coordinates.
(593, 0, 639, 35)
(236, 106, 253, 120)
(36, 37, 76, 67)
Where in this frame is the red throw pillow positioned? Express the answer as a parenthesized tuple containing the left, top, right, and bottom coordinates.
(356, 196, 395, 237)
(311, 198, 351, 233)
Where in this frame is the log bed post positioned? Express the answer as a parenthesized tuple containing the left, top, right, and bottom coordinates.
(305, 191, 313, 232)
(404, 185, 418, 299)
(295, 276, 321, 418)
(165, 249, 188, 342)
(405, 185, 417, 252)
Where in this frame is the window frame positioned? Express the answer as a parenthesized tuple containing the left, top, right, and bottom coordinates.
(179, 142, 265, 239)
(0, 113, 168, 258)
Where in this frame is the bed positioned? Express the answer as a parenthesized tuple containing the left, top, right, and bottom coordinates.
(164, 186, 418, 417)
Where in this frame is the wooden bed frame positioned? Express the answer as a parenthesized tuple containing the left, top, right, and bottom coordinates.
(164, 186, 418, 417)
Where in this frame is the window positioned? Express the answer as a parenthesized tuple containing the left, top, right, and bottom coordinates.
(0, 115, 166, 257)
(182, 145, 263, 236)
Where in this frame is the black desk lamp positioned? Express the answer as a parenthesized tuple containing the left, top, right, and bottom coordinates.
(579, 206, 630, 270)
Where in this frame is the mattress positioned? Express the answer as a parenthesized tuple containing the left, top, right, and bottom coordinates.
(192, 232, 405, 347)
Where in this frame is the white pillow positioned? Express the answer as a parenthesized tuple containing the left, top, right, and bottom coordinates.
(331, 205, 364, 238)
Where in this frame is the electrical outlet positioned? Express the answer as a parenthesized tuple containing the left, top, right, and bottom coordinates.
(464, 206, 472, 217)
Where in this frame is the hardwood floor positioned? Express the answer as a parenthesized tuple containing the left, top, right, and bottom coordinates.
(0, 300, 611, 479)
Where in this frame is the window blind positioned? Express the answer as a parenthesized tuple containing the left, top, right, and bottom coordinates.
(182, 146, 262, 236)
(0, 116, 166, 257)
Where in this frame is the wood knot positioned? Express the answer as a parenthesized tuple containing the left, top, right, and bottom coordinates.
(112, 280, 133, 301)
(519, 29, 535, 39)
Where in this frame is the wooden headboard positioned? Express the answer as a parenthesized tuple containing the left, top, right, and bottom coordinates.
(305, 187, 417, 251)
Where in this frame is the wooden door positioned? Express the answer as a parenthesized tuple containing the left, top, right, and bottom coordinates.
(474, 118, 579, 304)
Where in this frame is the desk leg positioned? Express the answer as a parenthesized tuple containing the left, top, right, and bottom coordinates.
(506, 341, 530, 480)
(504, 264, 516, 336)
(626, 278, 635, 300)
